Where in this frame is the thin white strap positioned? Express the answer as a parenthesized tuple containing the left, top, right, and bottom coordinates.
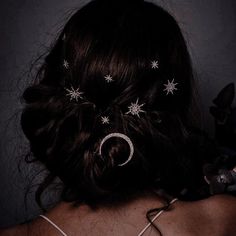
(137, 198, 178, 236)
(39, 214, 68, 236)
(39, 198, 178, 236)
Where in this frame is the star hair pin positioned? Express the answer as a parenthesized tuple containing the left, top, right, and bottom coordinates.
(104, 74, 114, 83)
(101, 116, 110, 124)
(65, 86, 84, 102)
(151, 60, 159, 69)
(126, 98, 145, 118)
(163, 78, 178, 95)
(63, 59, 69, 69)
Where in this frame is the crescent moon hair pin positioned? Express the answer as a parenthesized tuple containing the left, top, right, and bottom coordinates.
(99, 132, 134, 166)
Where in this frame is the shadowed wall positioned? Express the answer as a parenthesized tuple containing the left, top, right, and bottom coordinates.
(0, 0, 236, 227)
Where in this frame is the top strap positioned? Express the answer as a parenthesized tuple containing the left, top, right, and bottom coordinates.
(39, 214, 68, 236)
(137, 198, 178, 236)
(39, 198, 178, 236)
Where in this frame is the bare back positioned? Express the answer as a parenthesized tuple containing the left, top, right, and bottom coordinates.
(1, 194, 236, 236)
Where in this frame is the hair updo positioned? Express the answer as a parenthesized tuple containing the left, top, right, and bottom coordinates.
(21, 0, 216, 206)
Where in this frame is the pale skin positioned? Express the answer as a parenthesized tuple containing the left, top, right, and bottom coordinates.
(0, 193, 236, 236)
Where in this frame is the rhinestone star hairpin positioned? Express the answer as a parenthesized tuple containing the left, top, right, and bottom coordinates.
(65, 86, 84, 101)
(101, 116, 110, 124)
(163, 78, 178, 95)
(104, 74, 114, 83)
(63, 59, 69, 69)
(151, 60, 159, 69)
(126, 98, 145, 117)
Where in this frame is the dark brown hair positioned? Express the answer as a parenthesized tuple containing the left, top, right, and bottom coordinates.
(21, 0, 215, 207)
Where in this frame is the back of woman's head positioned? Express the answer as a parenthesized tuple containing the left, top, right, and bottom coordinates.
(21, 0, 213, 205)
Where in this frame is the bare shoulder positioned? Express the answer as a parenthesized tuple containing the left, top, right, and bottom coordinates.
(0, 225, 29, 236)
(204, 194, 236, 213)
(201, 194, 236, 235)
(160, 195, 236, 236)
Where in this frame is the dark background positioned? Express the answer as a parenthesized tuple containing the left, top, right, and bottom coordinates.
(0, 0, 236, 227)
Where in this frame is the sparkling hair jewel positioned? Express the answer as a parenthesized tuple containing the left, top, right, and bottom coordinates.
(99, 132, 134, 166)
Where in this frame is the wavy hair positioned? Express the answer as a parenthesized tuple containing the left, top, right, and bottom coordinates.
(21, 0, 216, 207)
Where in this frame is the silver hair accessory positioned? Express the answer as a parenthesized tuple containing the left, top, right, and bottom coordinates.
(65, 86, 84, 101)
(99, 132, 134, 166)
(101, 116, 110, 124)
(126, 98, 145, 117)
(104, 74, 114, 83)
(63, 59, 69, 69)
(151, 60, 159, 69)
(163, 78, 178, 95)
